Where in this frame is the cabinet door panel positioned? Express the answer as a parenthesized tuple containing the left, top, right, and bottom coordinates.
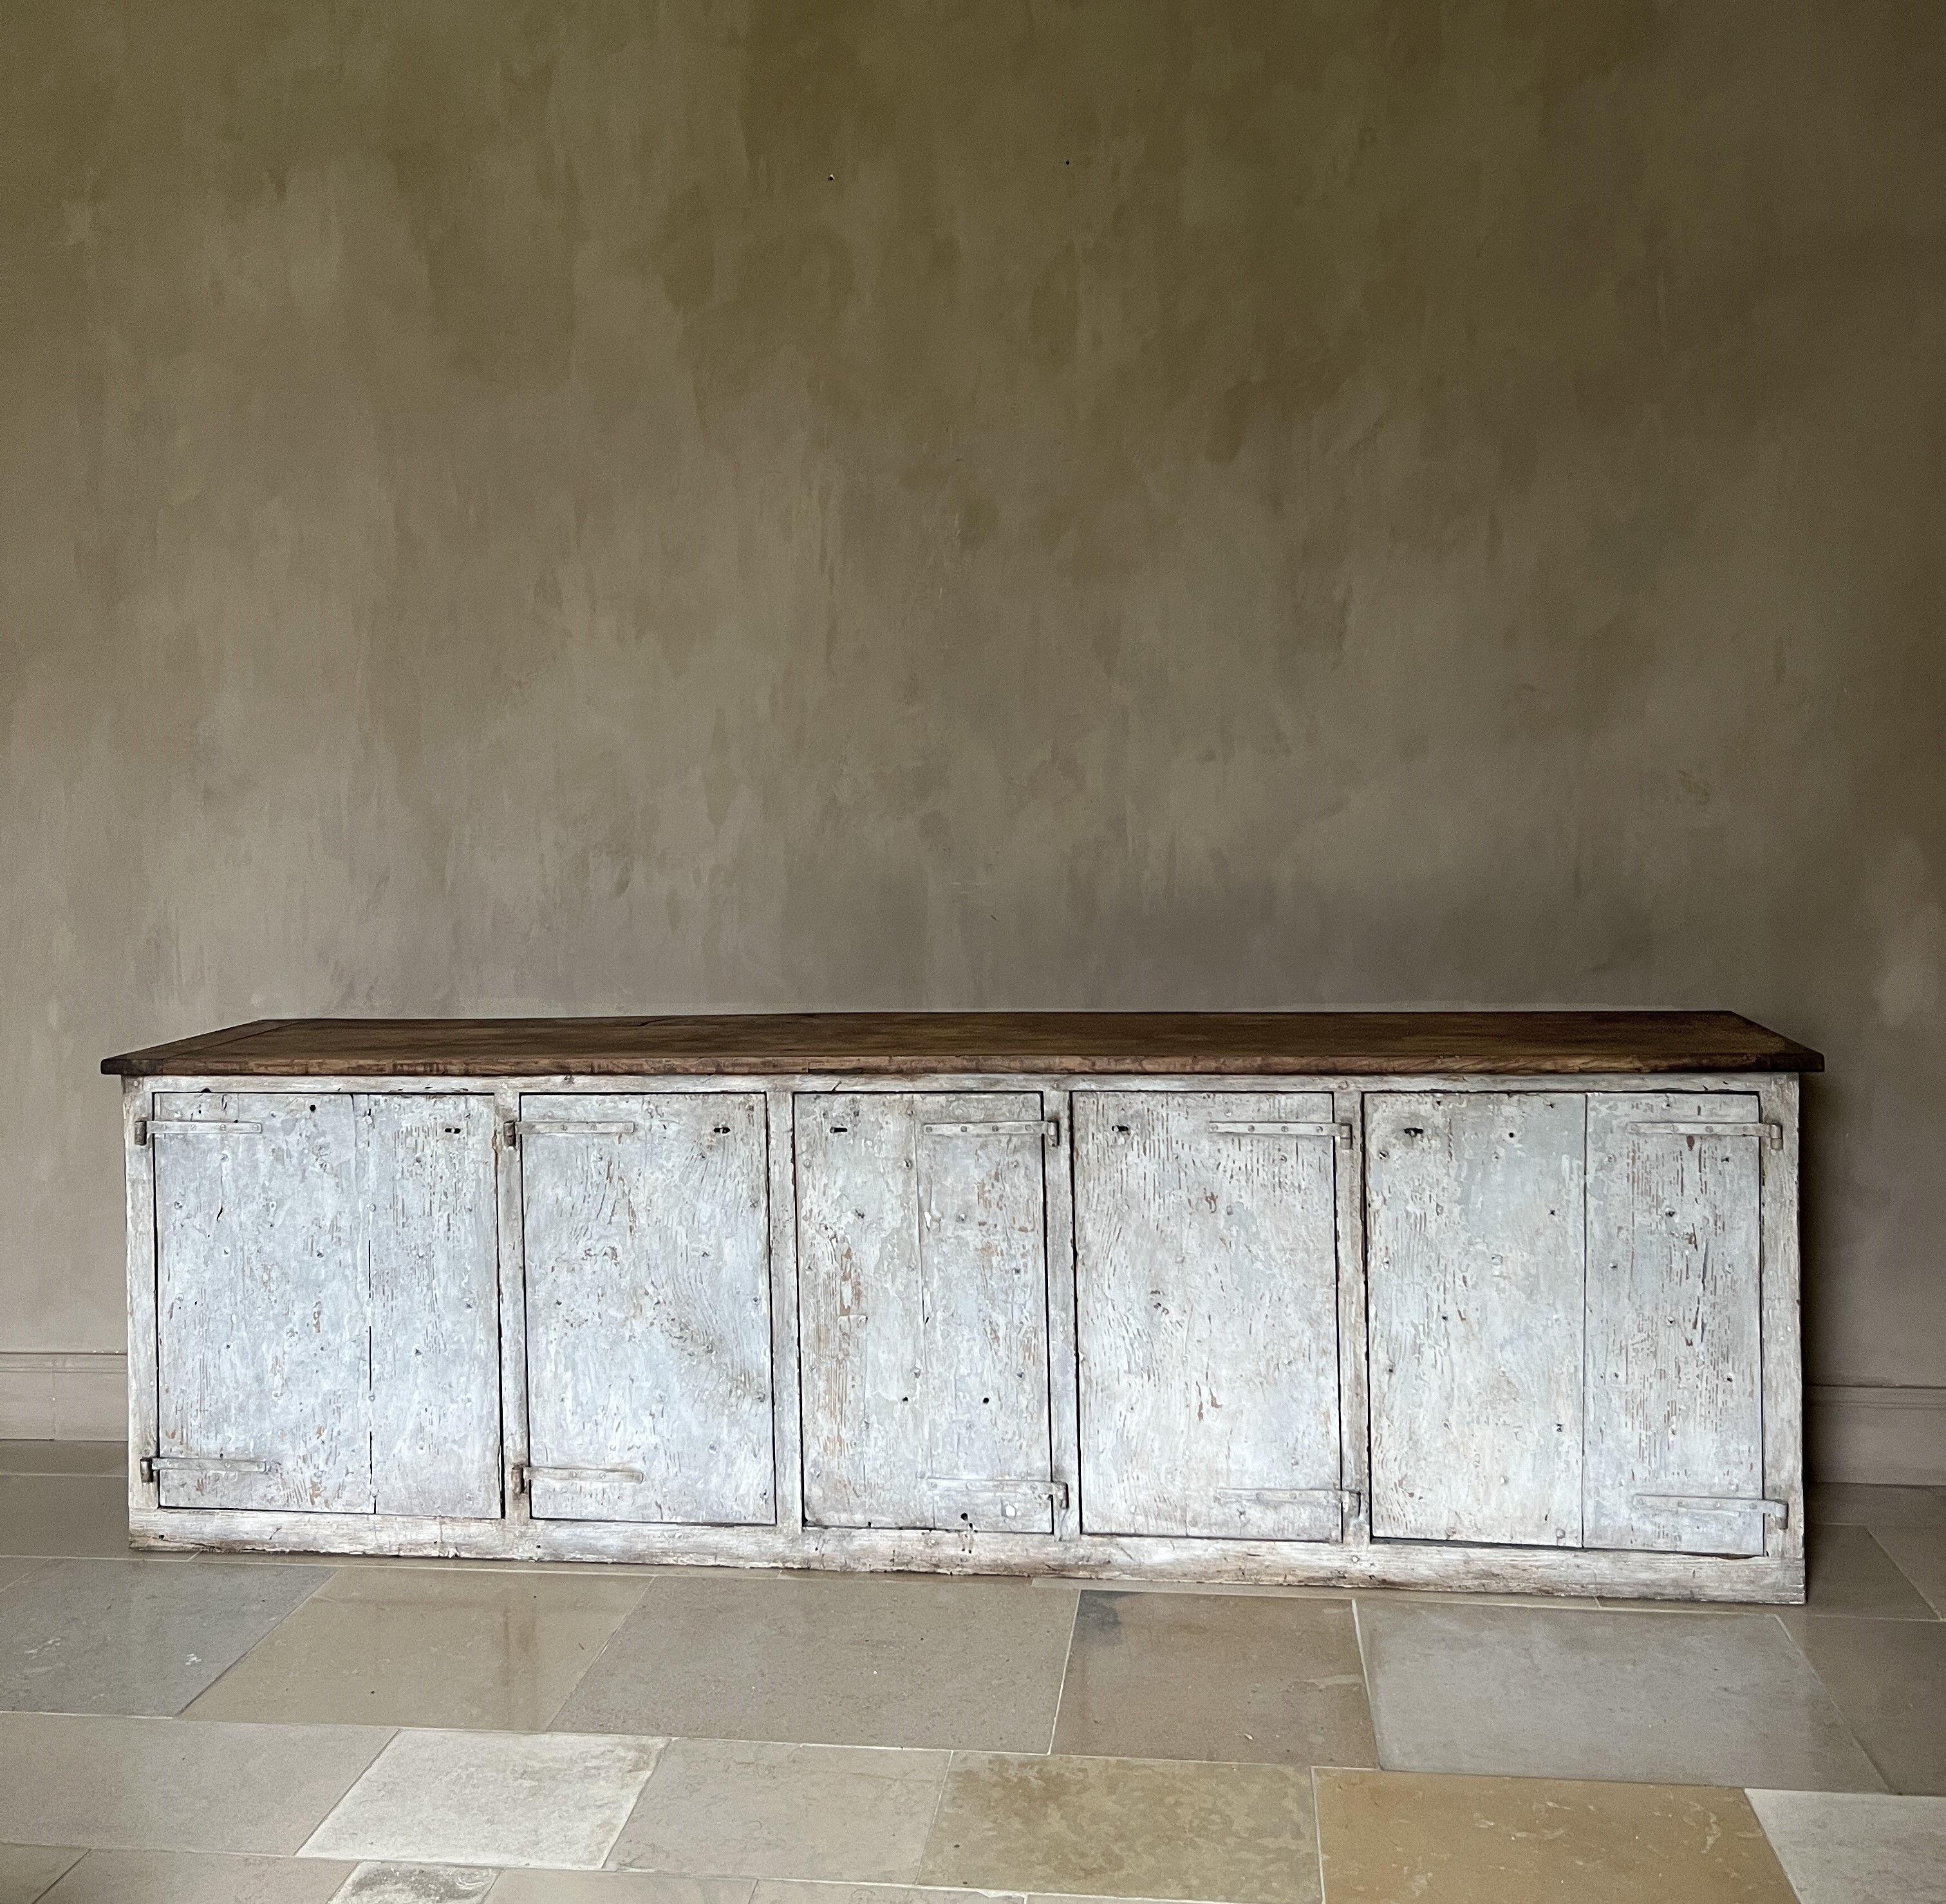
(1585, 1094, 1766, 1556)
(363, 1096, 501, 1519)
(154, 1093, 373, 1513)
(1367, 1092, 1585, 1547)
(521, 1093, 773, 1526)
(1076, 1091, 1343, 1542)
(797, 1093, 1054, 1533)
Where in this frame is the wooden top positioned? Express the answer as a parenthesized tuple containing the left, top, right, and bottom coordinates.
(102, 1011, 1822, 1078)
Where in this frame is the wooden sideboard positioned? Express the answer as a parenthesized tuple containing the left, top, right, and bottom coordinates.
(102, 1011, 1821, 1601)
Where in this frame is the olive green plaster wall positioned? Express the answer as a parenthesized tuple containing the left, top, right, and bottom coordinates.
(3, 3, 1942, 1408)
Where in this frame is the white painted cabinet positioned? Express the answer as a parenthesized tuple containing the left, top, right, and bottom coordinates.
(151, 1091, 500, 1517)
(796, 1092, 1056, 1533)
(518, 1092, 774, 1526)
(1074, 1092, 1347, 1541)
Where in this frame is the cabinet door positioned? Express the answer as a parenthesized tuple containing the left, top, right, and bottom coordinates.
(154, 1093, 373, 1513)
(1585, 1094, 1768, 1556)
(521, 1093, 774, 1526)
(1075, 1091, 1344, 1541)
(796, 1093, 1054, 1533)
(1367, 1093, 1586, 1547)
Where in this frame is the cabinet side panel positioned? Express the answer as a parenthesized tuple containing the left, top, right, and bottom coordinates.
(154, 1092, 373, 1513)
(1367, 1092, 1584, 1547)
(1585, 1093, 1764, 1556)
(523, 1092, 773, 1526)
(364, 1094, 503, 1520)
(1076, 1090, 1341, 1540)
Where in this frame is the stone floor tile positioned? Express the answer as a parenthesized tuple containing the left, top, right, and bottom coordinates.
(0, 1558, 330, 1715)
(328, 1865, 496, 1902)
(1314, 1768, 1795, 1902)
(751, 1887, 1011, 1904)
(186, 1566, 646, 1730)
(0, 1444, 125, 1478)
(1746, 1789, 1946, 1903)
(606, 1740, 947, 1882)
(1051, 1590, 1376, 1767)
(1786, 1619, 1946, 1794)
(1357, 1600, 1883, 1789)
(1801, 1526, 1940, 1619)
(0, 1561, 47, 1598)
(917, 1751, 1320, 1904)
(0, 1477, 129, 1558)
(37, 1849, 354, 1901)
(0, 1845, 83, 1904)
(0, 1713, 391, 1853)
(1806, 1485, 1946, 1533)
(301, 1730, 662, 1870)
(492, 1874, 754, 1902)
(550, 1573, 1077, 1751)
(1877, 1527, 1946, 1618)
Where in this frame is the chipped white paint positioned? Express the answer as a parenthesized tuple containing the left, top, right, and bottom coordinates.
(1367, 1092, 1587, 1547)
(796, 1092, 1055, 1532)
(1074, 1092, 1343, 1541)
(519, 1091, 774, 1526)
(1585, 1092, 1766, 1556)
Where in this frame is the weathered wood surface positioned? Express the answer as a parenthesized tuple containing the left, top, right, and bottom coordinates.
(361, 1095, 501, 1520)
(1074, 1091, 1343, 1541)
(519, 1092, 774, 1526)
(1367, 1092, 1587, 1547)
(1584, 1093, 1766, 1557)
(102, 1010, 1824, 1078)
(153, 1092, 373, 1513)
(796, 1092, 1055, 1533)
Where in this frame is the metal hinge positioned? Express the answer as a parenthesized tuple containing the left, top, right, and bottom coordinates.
(135, 1118, 263, 1147)
(1633, 1491, 1788, 1525)
(1218, 1485, 1362, 1508)
(140, 1453, 277, 1480)
(503, 1119, 639, 1148)
(510, 1461, 646, 1496)
(1209, 1121, 1354, 1143)
(921, 1119, 1062, 1142)
(926, 1475, 1071, 1517)
(1628, 1121, 1783, 1148)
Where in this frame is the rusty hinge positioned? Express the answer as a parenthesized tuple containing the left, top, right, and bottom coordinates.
(1628, 1121, 1783, 1148)
(140, 1453, 276, 1480)
(136, 1118, 263, 1147)
(505, 1119, 639, 1150)
(511, 1460, 646, 1496)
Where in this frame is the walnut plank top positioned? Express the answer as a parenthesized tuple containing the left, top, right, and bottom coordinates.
(102, 1011, 1822, 1078)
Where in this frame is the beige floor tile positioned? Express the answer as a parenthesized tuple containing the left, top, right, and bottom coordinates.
(1746, 1789, 1946, 1904)
(1878, 1527, 1946, 1618)
(0, 1444, 125, 1478)
(551, 1573, 1076, 1751)
(607, 1740, 948, 1882)
(1358, 1600, 1883, 1789)
(329, 1865, 496, 1901)
(918, 1751, 1320, 1904)
(302, 1730, 662, 1870)
(0, 1713, 391, 1853)
(0, 1558, 331, 1715)
(1314, 1768, 1795, 1902)
(37, 1849, 354, 1901)
(1806, 1485, 1946, 1533)
(0, 1477, 129, 1558)
(0, 1561, 47, 1597)
(1052, 1590, 1376, 1767)
(0, 1845, 83, 1904)
(1801, 1526, 1940, 1619)
(492, 1874, 754, 1902)
(1787, 1619, 1946, 1794)
(186, 1566, 646, 1730)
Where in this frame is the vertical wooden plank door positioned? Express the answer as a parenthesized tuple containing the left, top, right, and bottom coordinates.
(796, 1092, 1056, 1533)
(519, 1092, 775, 1526)
(1366, 1092, 1586, 1547)
(1584, 1093, 1768, 1556)
(1073, 1092, 1345, 1541)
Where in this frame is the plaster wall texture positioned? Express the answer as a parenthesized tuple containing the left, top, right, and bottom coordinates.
(1, 3, 1941, 1394)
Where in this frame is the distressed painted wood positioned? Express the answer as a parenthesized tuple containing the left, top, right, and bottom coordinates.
(1367, 1092, 1587, 1547)
(796, 1092, 1055, 1533)
(360, 1094, 501, 1519)
(519, 1091, 774, 1526)
(1758, 1074, 1806, 1566)
(153, 1092, 373, 1513)
(1074, 1091, 1343, 1541)
(1584, 1092, 1767, 1557)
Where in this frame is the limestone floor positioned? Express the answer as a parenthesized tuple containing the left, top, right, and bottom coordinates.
(0, 1450, 1942, 1902)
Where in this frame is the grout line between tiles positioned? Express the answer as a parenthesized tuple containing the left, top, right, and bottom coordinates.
(1309, 1764, 1329, 1904)
(914, 1746, 957, 1884)
(1046, 1583, 1082, 1753)
(533, 1571, 657, 1732)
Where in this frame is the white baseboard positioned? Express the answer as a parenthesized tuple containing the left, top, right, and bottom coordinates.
(1808, 1384, 1946, 1486)
(0, 1351, 127, 1441)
